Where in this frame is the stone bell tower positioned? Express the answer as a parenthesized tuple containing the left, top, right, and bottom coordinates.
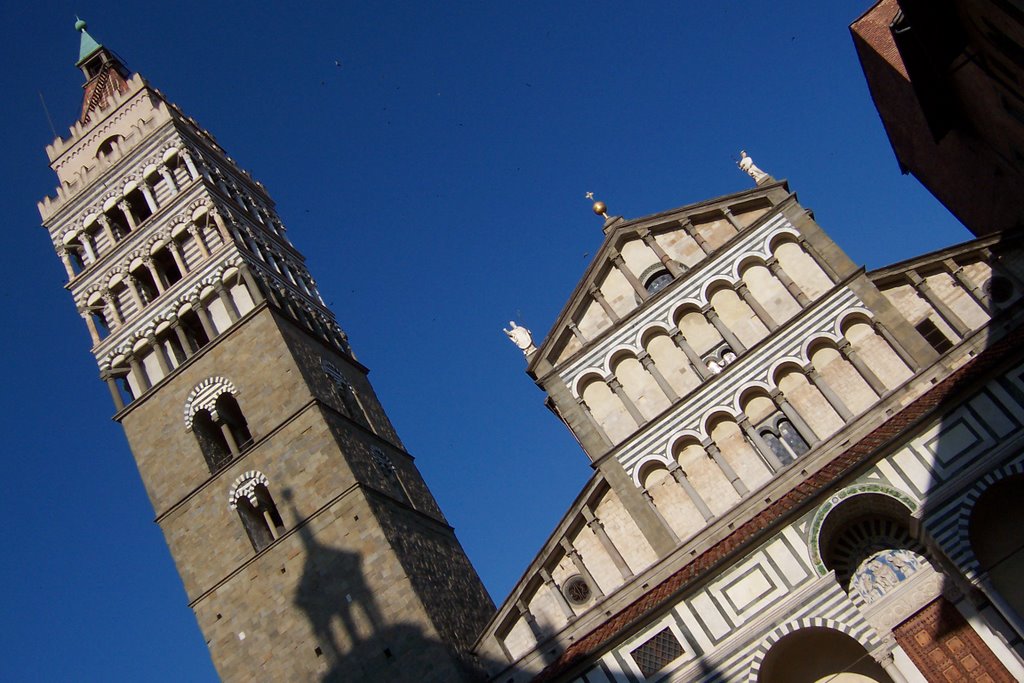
(37, 22, 493, 682)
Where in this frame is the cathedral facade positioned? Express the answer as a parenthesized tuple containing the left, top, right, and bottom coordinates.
(38, 20, 1024, 683)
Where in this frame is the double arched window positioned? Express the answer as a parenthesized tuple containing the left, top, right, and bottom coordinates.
(185, 377, 253, 473)
(228, 471, 285, 552)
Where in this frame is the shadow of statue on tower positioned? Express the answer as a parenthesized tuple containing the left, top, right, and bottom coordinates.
(282, 488, 385, 673)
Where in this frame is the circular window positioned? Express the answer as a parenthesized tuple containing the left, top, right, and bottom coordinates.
(563, 575, 592, 605)
(984, 276, 1013, 304)
(645, 270, 674, 295)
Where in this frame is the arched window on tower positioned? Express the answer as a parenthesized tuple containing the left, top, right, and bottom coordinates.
(321, 358, 372, 430)
(229, 471, 285, 552)
(193, 409, 232, 473)
(185, 378, 253, 474)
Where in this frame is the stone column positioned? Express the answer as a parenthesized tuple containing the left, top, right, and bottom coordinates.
(770, 388, 820, 446)
(57, 248, 76, 279)
(158, 166, 178, 193)
(80, 308, 101, 345)
(516, 600, 545, 641)
(188, 226, 210, 258)
(102, 371, 125, 411)
(680, 218, 713, 255)
(798, 236, 839, 282)
(128, 354, 151, 392)
(703, 438, 748, 496)
(79, 235, 98, 263)
(721, 207, 744, 232)
(838, 339, 887, 396)
(192, 299, 218, 340)
(738, 414, 784, 470)
(607, 376, 644, 427)
(638, 228, 683, 277)
(907, 270, 969, 338)
(170, 316, 196, 355)
(874, 320, 921, 371)
(736, 281, 778, 331)
(238, 263, 266, 304)
(220, 421, 241, 457)
(609, 251, 648, 300)
(642, 488, 680, 544)
(558, 538, 604, 599)
(168, 241, 189, 276)
(576, 396, 613, 449)
(145, 258, 167, 294)
(581, 507, 633, 580)
(803, 364, 853, 421)
(976, 574, 1024, 639)
(103, 290, 123, 325)
(539, 568, 576, 620)
(97, 215, 118, 246)
(944, 259, 991, 314)
(568, 321, 588, 345)
(874, 653, 910, 683)
(588, 285, 619, 323)
(117, 200, 138, 231)
(670, 329, 710, 380)
(147, 332, 173, 377)
(211, 210, 233, 244)
(766, 256, 810, 306)
(667, 462, 714, 521)
(139, 182, 158, 213)
(638, 350, 679, 402)
(215, 283, 241, 322)
(704, 305, 746, 353)
(179, 149, 200, 180)
(125, 276, 146, 311)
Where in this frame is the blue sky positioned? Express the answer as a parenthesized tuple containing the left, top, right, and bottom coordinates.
(0, 2, 971, 680)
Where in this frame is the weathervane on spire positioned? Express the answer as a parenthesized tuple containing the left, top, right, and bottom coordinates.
(586, 192, 609, 219)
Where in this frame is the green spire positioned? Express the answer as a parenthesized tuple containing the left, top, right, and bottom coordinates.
(75, 18, 102, 65)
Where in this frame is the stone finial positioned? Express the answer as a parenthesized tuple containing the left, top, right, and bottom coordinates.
(503, 320, 536, 355)
(738, 150, 770, 184)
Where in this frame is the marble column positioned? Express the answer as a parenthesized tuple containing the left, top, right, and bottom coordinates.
(704, 438, 748, 496)
(610, 251, 648, 300)
(147, 332, 173, 376)
(642, 488, 680, 544)
(704, 305, 746, 353)
(766, 256, 811, 306)
(539, 567, 576, 620)
(588, 285, 619, 323)
(838, 339, 887, 396)
(680, 218, 713, 255)
(215, 283, 241, 322)
(739, 414, 784, 471)
(770, 388, 819, 446)
(667, 462, 714, 521)
(558, 538, 604, 599)
(670, 329, 710, 380)
(638, 350, 679, 402)
(582, 507, 632, 580)
(608, 377, 645, 426)
(736, 281, 778, 331)
(638, 228, 683, 277)
(907, 270, 970, 337)
(803, 364, 853, 421)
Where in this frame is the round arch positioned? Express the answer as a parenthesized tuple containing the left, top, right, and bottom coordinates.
(808, 484, 918, 577)
(750, 622, 889, 683)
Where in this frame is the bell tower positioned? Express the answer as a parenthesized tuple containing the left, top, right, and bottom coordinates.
(38, 22, 493, 681)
